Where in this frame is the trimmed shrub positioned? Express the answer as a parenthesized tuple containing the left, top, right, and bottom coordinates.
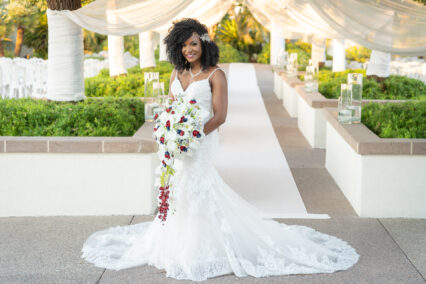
(85, 61, 174, 97)
(218, 42, 249, 63)
(0, 97, 144, 136)
(257, 42, 270, 64)
(362, 102, 426, 138)
(345, 46, 371, 63)
(316, 69, 426, 100)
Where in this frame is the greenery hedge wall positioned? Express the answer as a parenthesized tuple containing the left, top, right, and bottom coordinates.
(85, 61, 174, 98)
(0, 97, 144, 136)
(362, 102, 426, 139)
(286, 40, 311, 71)
(317, 69, 426, 100)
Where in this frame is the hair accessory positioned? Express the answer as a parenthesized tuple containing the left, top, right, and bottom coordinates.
(199, 33, 212, 42)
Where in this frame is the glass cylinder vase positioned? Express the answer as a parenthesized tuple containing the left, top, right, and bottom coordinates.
(347, 73, 363, 123)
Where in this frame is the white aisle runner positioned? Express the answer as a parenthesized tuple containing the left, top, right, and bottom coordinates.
(214, 63, 329, 219)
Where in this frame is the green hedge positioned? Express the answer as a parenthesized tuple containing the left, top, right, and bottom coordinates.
(0, 97, 144, 136)
(257, 42, 270, 64)
(362, 102, 426, 138)
(85, 61, 174, 97)
(218, 42, 249, 63)
(345, 46, 371, 63)
(317, 69, 426, 100)
(286, 40, 311, 71)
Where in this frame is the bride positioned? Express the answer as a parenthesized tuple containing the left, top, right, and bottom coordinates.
(81, 18, 359, 282)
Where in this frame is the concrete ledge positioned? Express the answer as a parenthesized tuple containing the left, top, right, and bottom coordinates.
(0, 122, 158, 154)
(323, 108, 425, 155)
(325, 115, 426, 218)
(281, 73, 304, 118)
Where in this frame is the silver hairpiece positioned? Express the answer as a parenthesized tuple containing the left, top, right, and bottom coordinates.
(199, 33, 212, 42)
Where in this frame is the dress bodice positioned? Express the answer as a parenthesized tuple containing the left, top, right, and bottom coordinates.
(170, 68, 222, 125)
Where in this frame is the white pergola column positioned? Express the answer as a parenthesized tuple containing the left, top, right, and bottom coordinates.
(332, 39, 346, 72)
(270, 31, 285, 65)
(108, 35, 127, 76)
(159, 32, 168, 61)
(139, 31, 156, 68)
(366, 50, 391, 77)
(46, 10, 85, 101)
(311, 37, 326, 64)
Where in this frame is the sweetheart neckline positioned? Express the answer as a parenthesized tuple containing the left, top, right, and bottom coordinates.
(175, 77, 210, 93)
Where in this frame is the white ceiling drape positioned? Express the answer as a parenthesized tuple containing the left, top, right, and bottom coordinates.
(48, 0, 426, 55)
(47, 0, 195, 36)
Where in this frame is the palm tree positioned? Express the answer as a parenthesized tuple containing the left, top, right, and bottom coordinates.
(217, 4, 269, 62)
(4, 0, 46, 57)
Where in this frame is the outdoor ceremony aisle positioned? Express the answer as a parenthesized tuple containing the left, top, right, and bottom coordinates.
(215, 63, 328, 219)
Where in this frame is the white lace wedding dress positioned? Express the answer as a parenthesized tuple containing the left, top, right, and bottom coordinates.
(81, 67, 359, 282)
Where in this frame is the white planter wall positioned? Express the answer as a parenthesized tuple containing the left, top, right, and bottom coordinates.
(0, 153, 159, 217)
(325, 122, 426, 218)
(282, 81, 299, 117)
(297, 96, 327, 148)
(273, 72, 283, 99)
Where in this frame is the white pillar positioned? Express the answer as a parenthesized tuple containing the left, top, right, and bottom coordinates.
(270, 31, 285, 65)
(366, 50, 391, 77)
(139, 31, 156, 68)
(311, 37, 326, 64)
(332, 39, 346, 72)
(108, 35, 127, 76)
(46, 10, 85, 101)
(159, 32, 168, 61)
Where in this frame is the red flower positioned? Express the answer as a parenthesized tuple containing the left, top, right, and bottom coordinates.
(189, 99, 196, 104)
(154, 113, 159, 120)
(160, 137, 165, 144)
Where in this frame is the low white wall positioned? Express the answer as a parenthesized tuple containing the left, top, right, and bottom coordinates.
(297, 96, 327, 149)
(283, 82, 298, 117)
(273, 72, 283, 99)
(325, 122, 426, 218)
(0, 153, 159, 217)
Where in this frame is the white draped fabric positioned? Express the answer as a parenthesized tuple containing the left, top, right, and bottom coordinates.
(270, 31, 285, 65)
(367, 50, 391, 77)
(159, 32, 168, 61)
(308, 0, 426, 55)
(311, 37, 326, 63)
(46, 10, 85, 101)
(139, 31, 156, 68)
(332, 39, 346, 72)
(48, 0, 194, 36)
(107, 35, 127, 76)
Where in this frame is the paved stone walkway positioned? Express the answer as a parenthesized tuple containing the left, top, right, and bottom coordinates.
(0, 64, 424, 284)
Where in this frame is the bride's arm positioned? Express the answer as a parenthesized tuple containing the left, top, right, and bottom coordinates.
(203, 69, 228, 136)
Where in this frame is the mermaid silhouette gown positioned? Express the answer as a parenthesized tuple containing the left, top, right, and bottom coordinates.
(81, 67, 359, 282)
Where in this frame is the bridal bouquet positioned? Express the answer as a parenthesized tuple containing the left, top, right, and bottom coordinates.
(152, 95, 208, 223)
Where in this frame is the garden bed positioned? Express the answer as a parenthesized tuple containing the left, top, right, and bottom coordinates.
(275, 68, 426, 148)
(323, 107, 426, 218)
(0, 97, 145, 136)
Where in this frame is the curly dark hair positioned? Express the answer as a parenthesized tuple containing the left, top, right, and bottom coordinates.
(164, 18, 219, 71)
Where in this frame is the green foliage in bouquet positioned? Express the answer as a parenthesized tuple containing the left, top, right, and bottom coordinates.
(85, 61, 174, 97)
(0, 97, 144, 136)
(362, 102, 426, 138)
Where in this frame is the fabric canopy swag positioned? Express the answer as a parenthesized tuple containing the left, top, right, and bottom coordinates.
(47, 0, 426, 55)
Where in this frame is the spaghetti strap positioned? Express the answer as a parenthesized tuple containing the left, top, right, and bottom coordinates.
(207, 67, 223, 79)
